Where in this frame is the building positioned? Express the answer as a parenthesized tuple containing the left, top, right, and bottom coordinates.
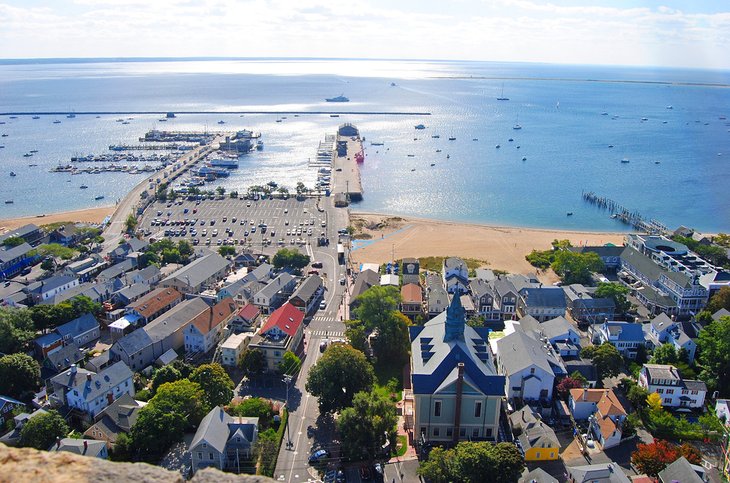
(658, 456, 708, 483)
(401, 257, 420, 285)
(48, 364, 94, 407)
(96, 259, 136, 283)
(34, 332, 64, 359)
(41, 343, 84, 381)
(183, 297, 237, 354)
(111, 297, 210, 371)
(400, 283, 424, 321)
(160, 252, 230, 294)
(593, 321, 646, 359)
(493, 277, 520, 320)
(442, 257, 469, 294)
(216, 263, 273, 306)
(469, 278, 500, 323)
(495, 329, 565, 405)
(125, 287, 183, 325)
(0, 242, 38, 279)
(248, 302, 305, 372)
(568, 245, 624, 271)
(638, 364, 707, 409)
(189, 406, 259, 474)
(350, 269, 380, 313)
(424, 272, 449, 318)
(55, 313, 100, 348)
(569, 388, 626, 449)
(109, 238, 149, 264)
(0, 223, 44, 247)
(228, 303, 261, 333)
(252, 272, 297, 315)
(0, 408, 47, 446)
(83, 393, 144, 445)
(0, 396, 24, 428)
(50, 438, 108, 459)
(519, 468, 558, 483)
(643, 313, 697, 363)
(509, 406, 560, 461)
(26, 275, 79, 304)
(518, 287, 567, 322)
(409, 295, 504, 444)
(64, 361, 135, 419)
(288, 275, 324, 315)
(564, 284, 616, 324)
(566, 462, 631, 483)
(519, 315, 581, 358)
(715, 399, 730, 426)
(380, 274, 399, 287)
(220, 333, 252, 367)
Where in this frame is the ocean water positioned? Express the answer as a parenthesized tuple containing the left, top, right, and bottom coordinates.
(0, 59, 728, 232)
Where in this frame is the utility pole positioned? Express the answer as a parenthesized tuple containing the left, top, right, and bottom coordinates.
(283, 375, 293, 450)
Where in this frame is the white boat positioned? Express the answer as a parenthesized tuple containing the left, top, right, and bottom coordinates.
(513, 115, 522, 130)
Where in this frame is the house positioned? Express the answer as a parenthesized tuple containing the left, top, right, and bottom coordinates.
(109, 238, 149, 264)
(638, 364, 707, 409)
(65, 361, 135, 419)
(401, 257, 420, 285)
(228, 303, 261, 333)
(569, 388, 627, 449)
(658, 456, 708, 483)
(594, 321, 646, 359)
(715, 399, 730, 426)
(248, 302, 305, 372)
(41, 343, 84, 380)
(400, 283, 423, 321)
(564, 284, 615, 324)
(184, 297, 237, 354)
(518, 287, 567, 322)
(566, 462, 631, 483)
(189, 406, 259, 474)
(55, 313, 100, 348)
(564, 359, 598, 388)
(0, 408, 47, 446)
(288, 275, 324, 315)
(0, 396, 24, 428)
(48, 364, 94, 407)
(350, 269, 380, 313)
(409, 295, 504, 444)
(40, 280, 114, 306)
(519, 315, 581, 358)
(442, 257, 469, 294)
(122, 265, 161, 286)
(712, 308, 730, 322)
(0, 242, 37, 279)
(252, 272, 296, 315)
(493, 277, 520, 320)
(568, 245, 624, 271)
(509, 406, 560, 461)
(495, 329, 565, 405)
(232, 251, 257, 268)
(64, 257, 106, 282)
(160, 252, 230, 294)
(469, 278, 500, 323)
(125, 287, 183, 325)
(424, 272, 449, 318)
(26, 275, 79, 304)
(83, 393, 144, 445)
(112, 282, 151, 306)
(0, 223, 43, 247)
(217, 263, 273, 306)
(86, 351, 112, 373)
(50, 438, 108, 459)
(49, 223, 88, 247)
(96, 259, 136, 283)
(379, 274, 400, 287)
(34, 332, 64, 359)
(519, 468, 558, 483)
(643, 313, 697, 363)
(111, 297, 211, 371)
(220, 333, 252, 367)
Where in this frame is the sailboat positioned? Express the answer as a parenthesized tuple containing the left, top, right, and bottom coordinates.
(513, 115, 522, 130)
(497, 83, 509, 101)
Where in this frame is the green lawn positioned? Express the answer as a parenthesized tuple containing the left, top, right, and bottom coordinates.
(373, 360, 403, 402)
(392, 434, 408, 457)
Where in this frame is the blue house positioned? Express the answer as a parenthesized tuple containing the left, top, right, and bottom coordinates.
(594, 321, 646, 359)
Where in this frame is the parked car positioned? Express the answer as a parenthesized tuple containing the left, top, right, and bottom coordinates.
(319, 300, 326, 310)
(308, 449, 330, 465)
(311, 261, 323, 268)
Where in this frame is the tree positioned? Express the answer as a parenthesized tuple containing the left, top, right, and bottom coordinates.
(128, 404, 186, 461)
(306, 344, 375, 413)
(594, 282, 631, 314)
(556, 376, 584, 400)
(707, 287, 730, 314)
(353, 285, 401, 330)
(215, 186, 226, 196)
(581, 343, 623, 380)
(418, 441, 525, 483)
(627, 384, 649, 410)
(650, 344, 679, 365)
(124, 214, 138, 234)
(229, 397, 275, 421)
(278, 351, 301, 375)
(352, 285, 411, 364)
(177, 240, 193, 262)
(570, 370, 588, 386)
(0, 353, 40, 400)
(647, 392, 663, 411)
(344, 321, 367, 353)
(36, 243, 75, 260)
(371, 311, 412, 365)
(150, 379, 208, 428)
(150, 365, 182, 394)
(631, 439, 701, 477)
(0, 308, 36, 354)
(70, 295, 102, 317)
(190, 363, 235, 409)
(19, 411, 69, 450)
(2, 236, 25, 247)
(697, 315, 730, 394)
(239, 349, 265, 375)
(218, 245, 236, 257)
(551, 251, 605, 285)
(272, 248, 310, 270)
(337, 391, 397, 461)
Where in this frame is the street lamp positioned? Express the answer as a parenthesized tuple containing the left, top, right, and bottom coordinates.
(283, 375, 293, 449)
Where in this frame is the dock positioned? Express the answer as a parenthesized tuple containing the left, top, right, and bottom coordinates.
(582, 191, 669, 235)
(331, 123, 364, 203)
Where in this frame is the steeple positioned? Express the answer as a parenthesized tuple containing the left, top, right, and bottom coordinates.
(444, 290, 466, 342)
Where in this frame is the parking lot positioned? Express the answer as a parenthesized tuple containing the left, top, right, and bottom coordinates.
(138, 196, 332, 255)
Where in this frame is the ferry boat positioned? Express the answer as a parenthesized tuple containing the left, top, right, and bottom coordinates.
(325, 94, 349, 102)
(209, 158, 239, 168)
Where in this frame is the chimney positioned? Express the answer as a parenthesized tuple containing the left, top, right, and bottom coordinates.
(70, 364, 77, 375)
(107, 393, 114, 405)
(86, 374, 92, 382)
(453, 363, 465, 443)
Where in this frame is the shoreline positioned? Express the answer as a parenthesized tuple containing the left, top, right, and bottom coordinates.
(0, 206, 116, 233)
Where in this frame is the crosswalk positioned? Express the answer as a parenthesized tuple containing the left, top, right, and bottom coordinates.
(310, 330, 345, 338)
(310, 316, 338, 323)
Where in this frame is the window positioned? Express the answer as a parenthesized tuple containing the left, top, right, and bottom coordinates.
(474, 401, 482, 418)
(656, 388, 664, 394)
(433, 427, 440, 437)
(536, 452, 540, 459)
(209, 453, 213, 460)
(691, 390, 698, 395)
(420, 427, 426, 437)
(664, 398, 671, 404)
(434, 400, 442, 417)
(197, 452, 202, 460)
(485, 428, 492, 438)
(472, 428, 479, 438)
(550, 452, 555, 458)
(666, 389, 674, 395)
(446, 428, 453, 437)
(530, 368, 535, 374)
(459, 428, 466, 437)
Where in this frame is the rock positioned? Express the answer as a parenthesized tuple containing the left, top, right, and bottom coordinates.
(0, 444, 272, 483)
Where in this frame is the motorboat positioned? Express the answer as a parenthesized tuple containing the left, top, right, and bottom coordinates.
(9, 171, 16, 177)
(80, 184, 88, 189)
(414, 124, 426, 130)
(325, 94, 349, 102)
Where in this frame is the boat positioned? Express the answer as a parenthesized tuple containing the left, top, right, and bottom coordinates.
(0, 134, 7, 137)
(621, 158, 630, 163)
(513, 115, 522, 130)
(67, 112, 76, 118)
(522, 156, 527, 161)
(95, 195, 105, 200)
(275, 119, 282, 123)
(210, 158, 239, 168)
(448, 135, 456, 141)
(9, 116, 17, 119)
(414, 124, 426, 130)
(655, 161, 661, 164)
(0, 146, 4, 149)
(435, 149, 441, 153)
(23, 153, 32, 157)
(32, 116, 40, 120)
(121, 121, 130, 125)
(329, 114, 340, 118)
(4, 200, 13, 204)
(29, 150, 38, 153)
(413, 137, 418, 141)
(411, 168, 416, 172)
(218, 120, 226, 124)
(325, 94, 349, 102)
(472, 138, 478, 141)
(430, 163, 435, 166)
(159, 118, 167, 122)
(80, 185, 88, 189)
(508, 138, 514, 142)
(53, 120, 61, 124)
(431, 134, 440, 138)
(666, 106, 673, 110)
(446, 154, 450, 159)
(370, 142, 384, 146)
(567, 212, 573, 216)
(407, 154, 415, 157)
(390, 82, 396, 87)
(28, 164, 37, 167)
(641, 117, 648, 121)
(495, 144, 500, 149)
(608, 145, 614, 148)
(497, 83, 509, 101)
(601, 112, 609, 116)
(9, 171, 16, 177)
(256, 140, 264, 151)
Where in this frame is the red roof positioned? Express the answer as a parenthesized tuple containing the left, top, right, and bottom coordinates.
(237, 303, 260, 321)
(260, 303, 304, 338)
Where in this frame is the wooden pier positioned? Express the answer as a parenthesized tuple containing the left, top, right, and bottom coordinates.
(582, 191, 669, 235)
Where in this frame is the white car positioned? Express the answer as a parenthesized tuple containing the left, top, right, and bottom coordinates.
(319, 300, 326, 310)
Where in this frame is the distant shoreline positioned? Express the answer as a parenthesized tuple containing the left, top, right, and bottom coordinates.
(0, 206, 115, 233)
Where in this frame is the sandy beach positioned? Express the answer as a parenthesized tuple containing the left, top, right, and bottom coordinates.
(349, 212, 627, 282)
(0, 206, 116, 234)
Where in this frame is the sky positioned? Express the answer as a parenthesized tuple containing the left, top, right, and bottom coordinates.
(1, 0, 729, 69)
